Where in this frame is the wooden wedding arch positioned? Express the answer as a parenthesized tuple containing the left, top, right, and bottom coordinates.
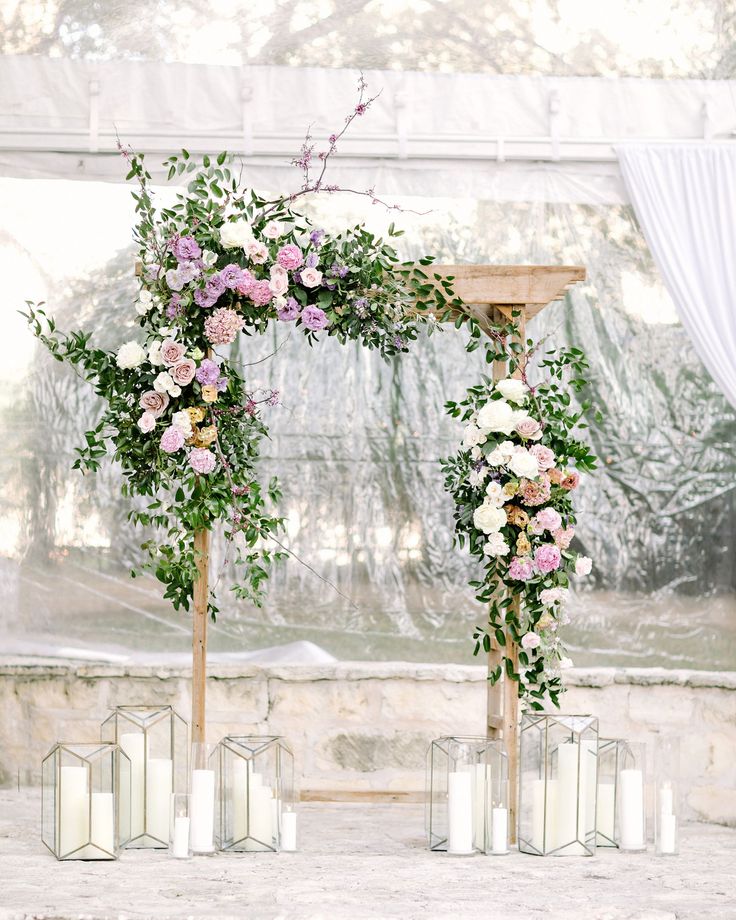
(190, 263, 586, 838)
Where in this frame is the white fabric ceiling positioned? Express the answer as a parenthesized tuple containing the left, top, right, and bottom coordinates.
(2, 55, 736, 202)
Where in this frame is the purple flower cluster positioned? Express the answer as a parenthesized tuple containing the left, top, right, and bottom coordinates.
(195, 358, 227, 392)
(166, 294, 183, 319)
(171, 235, 201, 262)
(329, 263, 349, 279)
(309, 229, 325, 246)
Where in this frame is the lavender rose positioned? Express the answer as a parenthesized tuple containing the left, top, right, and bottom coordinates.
(301, 305, 328, 331)
(277, 297, 300, 322)
(219, 264, 244, 290)
(172, 235, 202, 262)
(139, 390, 169, 417)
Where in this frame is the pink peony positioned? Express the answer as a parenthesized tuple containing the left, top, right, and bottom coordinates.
(137, 411, 156, 433)
(188, 447, 216, 474)
(530, 444, 556, 472)
(519, 474, 551, 507)
(171, 358, 196, 386)
(236, 269, 256, 296)
(521, 632, 541, 650)
(561, 471, 580, 491)
(553, 527, 575, 550)
(277, 244, 304, 270)
(139, 390, 169, 417)
(250, 279, 274, 306)
(508, 556, 534, 581)
(532, 507, 562, 533)
(534, 544, 562, 574)
(160, 425, 185, 453)
(204, 308, 244, 345)
(161, 338, 186, 366)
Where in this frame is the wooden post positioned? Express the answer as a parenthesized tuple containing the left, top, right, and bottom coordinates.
(191, 527, 210, 745)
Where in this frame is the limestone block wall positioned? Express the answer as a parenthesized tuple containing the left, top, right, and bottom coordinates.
(2, 658, 735, 825)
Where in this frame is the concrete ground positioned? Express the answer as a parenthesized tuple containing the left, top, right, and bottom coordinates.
(1, 789, 734, 920)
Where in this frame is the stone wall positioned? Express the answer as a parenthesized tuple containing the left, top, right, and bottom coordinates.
(2, 658, 735, 825)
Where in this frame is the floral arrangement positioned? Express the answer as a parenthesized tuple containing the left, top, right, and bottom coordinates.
(23, 79, 454, 617)
(442, 319, 597, 708)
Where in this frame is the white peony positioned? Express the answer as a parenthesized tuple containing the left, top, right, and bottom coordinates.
(171, 410, 193, 438)
(508, 449, 539, 480)
(148, 341, 165, 366)
(575, 556, 593, 576)
(135, 289, 153, 315)
(495, 377, 528, 405)
(498, 440, 516, 460)
(483, 532, 510, 557)
(476, 399, 516, 434)
(462, 424, 484, 449)
(484, 481, 505, 507)
(473, 502, 507, 534)
(116, 341, 146, 370)
(220, 219, 254, 249)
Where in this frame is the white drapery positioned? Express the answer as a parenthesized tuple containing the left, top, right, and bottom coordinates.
(618, 144, 736, 409)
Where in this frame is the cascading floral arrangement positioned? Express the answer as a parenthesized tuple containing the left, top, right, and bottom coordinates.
(441, 317, 597, 708)
(23, 79, 454, 617)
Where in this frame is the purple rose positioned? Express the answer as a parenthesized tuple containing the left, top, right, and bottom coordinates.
(219, 264, 245, 290)
(205, 273, 226, 300)
(195, 358, 222, 386)
(194, 288, 218, 308)
(277, 297, 301, 322)
(301, 305, 328, 331)
(172, 235, 202, 262)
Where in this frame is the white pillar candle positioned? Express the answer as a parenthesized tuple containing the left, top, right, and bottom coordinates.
(582, 740, 598, 847)
(596, 782, 616, 844)
(190, 769, 215, 853)
(231, 758, 248, 842)
(556, 742, 587, 854)
(619, 769, 644, 850)
(531, 777, 558, 852)
(659, 784, 674, 817)
(146, 758, 173, 843)
(447, 771, 474, 855)
(119, 733, 145, 839)
(471, 763, 490, 849)
(59, 765, 88, 857)
(281, 811, 297, 851)
(491, 806, 508, 854)
(90, 792, 115, 855)
(244, 782, 274, 851)
(171, 816, 190, 858)
(659, 813, 677, 854)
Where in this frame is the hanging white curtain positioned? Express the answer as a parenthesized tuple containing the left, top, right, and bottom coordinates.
(617, 144, 736, 409)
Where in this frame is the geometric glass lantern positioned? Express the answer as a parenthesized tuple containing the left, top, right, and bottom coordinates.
(214, 735, 295, 852)
(518, 714, 598, 857)
(425, 736, 507, 855)
(100, 705, 188, 848)
(41, 742, 130, 860)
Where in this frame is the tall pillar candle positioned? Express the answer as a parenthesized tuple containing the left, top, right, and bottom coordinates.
(447, 771, 474, 855)
(90, 792, 115, 855)
(619, 769, 645, 850)
(59, 765, 88, 856)
(491, 807, 508, 854)
(658, 783, 677, 854)
(596, 783, 616, 844)
(146, 758, 173, 843)
(556, 742, 587, 854)
(190, 769, 215, 853)
(281, 811, 297, 851)
(243, 780, 274, 851)
(119, 733, 145, 839)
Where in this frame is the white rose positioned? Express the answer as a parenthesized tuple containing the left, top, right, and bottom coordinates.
(508, 449, 539, 480)
(495, 378, 528, 405)
(263, 221, 282, 239)
(201, 249, 218, 267)
(473, 502, 507, 534)
(477, 399, 515, 435)
(148, 342, 165, 366)
(483, 532, 510, 557)
(462, 424, 484, 449)
(470, 446, 482, 460)
(153, 371, 175, 394)
(165, 268, 185, 291)
(169, 384, 181, 397)
(486, 448, 505, 466)
(220, 219, 253, 249)
(485, 481, 505, 507)
(300, 267, 323, 288)
(171, 410, 193, 438)
(468, 468, 489, 488)
(575, 556, 593, 576)
(135, 289, 154, 315)
(116, 341, 146, 370)
(498, 440, 516, 460)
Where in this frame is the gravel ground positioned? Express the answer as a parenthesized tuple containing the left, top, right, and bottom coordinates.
(1, 789, 734, 920)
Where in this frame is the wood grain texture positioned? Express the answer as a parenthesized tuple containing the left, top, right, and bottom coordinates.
(191, 527, 210, 745)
